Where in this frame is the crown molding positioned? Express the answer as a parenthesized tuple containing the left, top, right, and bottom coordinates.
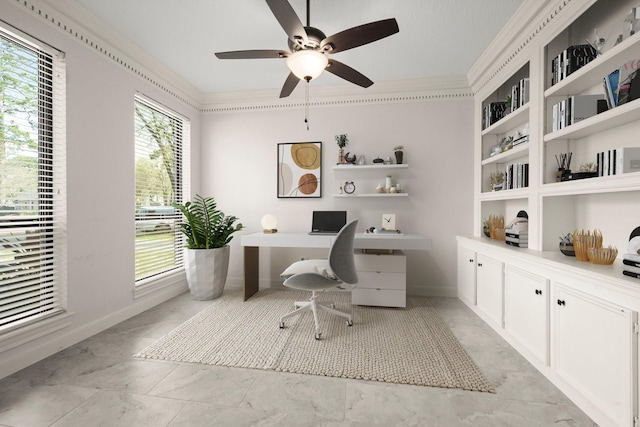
(16, 0, 204, 110)
(201, 76, 473, 113)
(467, 0, 581, 94)
(13, 0, 473, 114)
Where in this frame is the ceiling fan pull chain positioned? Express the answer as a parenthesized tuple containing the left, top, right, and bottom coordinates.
(305, 80, 310, 130)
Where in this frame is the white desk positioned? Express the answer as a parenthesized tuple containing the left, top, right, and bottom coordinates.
(240, 232, 432, 300)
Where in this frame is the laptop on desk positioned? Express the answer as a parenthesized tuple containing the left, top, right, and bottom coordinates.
(308, 210, 347, 235)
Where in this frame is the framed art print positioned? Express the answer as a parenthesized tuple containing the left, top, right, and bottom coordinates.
(277, 142, 322, 198)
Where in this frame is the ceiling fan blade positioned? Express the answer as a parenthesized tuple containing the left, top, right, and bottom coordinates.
(326, 59, 373, 88)
(215, 50, 289, 59)
(279, 72, 300, 98)
(265, 0, 308, 46)
(321, 18, 399, 54)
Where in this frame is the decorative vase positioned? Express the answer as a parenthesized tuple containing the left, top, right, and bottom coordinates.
(184, 246, 230, 300)
(385, 175, 392, 192)
(559, 243, 575, 256)
(338, 148, 345, 164)
(394, 150, 403, 164)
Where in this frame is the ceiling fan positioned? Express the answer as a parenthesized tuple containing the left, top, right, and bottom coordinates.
(215, 0, 399, 98)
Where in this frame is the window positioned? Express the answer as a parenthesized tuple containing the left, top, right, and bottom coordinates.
(0, 24, 66, 334)
(134, 96, 189, 283)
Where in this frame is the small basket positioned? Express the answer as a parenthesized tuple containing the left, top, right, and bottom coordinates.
(587, 246, 618, 265)
(573, 229, 602, 262)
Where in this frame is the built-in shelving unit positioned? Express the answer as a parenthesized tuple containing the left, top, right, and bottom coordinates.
(463, 1, 640, 426)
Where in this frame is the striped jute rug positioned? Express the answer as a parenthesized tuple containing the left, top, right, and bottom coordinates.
(135, 289, 494, 392)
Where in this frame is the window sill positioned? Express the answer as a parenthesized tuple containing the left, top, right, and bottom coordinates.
(134, 269, 187, 299)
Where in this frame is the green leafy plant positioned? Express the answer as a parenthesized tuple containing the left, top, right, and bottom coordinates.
(173, 195, 243, 249)
(559, 231, 573, 245)
(393, 145, 404, 151)
(335, 134, 348, 148)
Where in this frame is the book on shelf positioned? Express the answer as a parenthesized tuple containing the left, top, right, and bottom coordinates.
(597, 147, 640, 176)
(603, 60, 640, 108)
(617, 60, 640, 106)
(505, 240, 528, 248)
(623, 270, 640, 279)
(623, 264, 640, 275)
(604, 68, 620, 109)
(623, 258, 640, 269)
(551, 44, 597, 86)
(552, 94, 604, 131)
(483, 102, 508, 129)
(503, 162, 529, 190)
(510, 78, 530, 113)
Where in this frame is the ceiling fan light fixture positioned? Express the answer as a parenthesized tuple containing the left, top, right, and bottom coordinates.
(286, 50, 328, 81)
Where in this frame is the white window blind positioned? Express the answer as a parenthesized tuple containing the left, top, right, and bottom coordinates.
(0, 24, 67, 333)
(134, 96, 189, 282)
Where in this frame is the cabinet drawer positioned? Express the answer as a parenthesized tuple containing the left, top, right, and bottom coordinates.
(354, 251, 406, 272)
(356, 271, 406, 290)
(352, 288, 406, 307)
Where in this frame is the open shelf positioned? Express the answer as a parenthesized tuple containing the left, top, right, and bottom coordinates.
(332, 164, 408, 170)
(333, 193, 409, 198)
(481, 143, 529, 166)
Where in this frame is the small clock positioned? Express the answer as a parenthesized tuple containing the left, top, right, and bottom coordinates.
(344, 181, 356, 194)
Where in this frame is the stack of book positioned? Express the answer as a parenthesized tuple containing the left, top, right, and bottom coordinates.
(510, 78, 530, 113)
(596, 147, 640, 176)
(551, 94, 605, 132)
(551, 44, 597, 86)
(623, 234, 640, 279)
(505, 229, 528, 248)
(482, 102, 507, 130)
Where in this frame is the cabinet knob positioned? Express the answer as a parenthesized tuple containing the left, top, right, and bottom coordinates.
(469, 259, 474, 263)
(557, 299, 565, 306)
(477, 263, 483, 267)
(535, 289, 542, 295)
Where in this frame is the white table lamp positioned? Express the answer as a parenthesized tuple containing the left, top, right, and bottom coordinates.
(261, 214, 278, 233)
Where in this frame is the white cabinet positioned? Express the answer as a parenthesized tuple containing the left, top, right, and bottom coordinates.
(352, 250, 406, 307)
(457, 245, 476, 306)
(476, 253, 504, 329)
(504, 265, 549, 364)
(552, 283, 637, 427)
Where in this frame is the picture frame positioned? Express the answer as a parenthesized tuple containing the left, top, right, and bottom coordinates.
(277, 142, 322, 198)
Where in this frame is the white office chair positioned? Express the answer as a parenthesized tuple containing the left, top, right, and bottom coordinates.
(279, 219, 358, 340)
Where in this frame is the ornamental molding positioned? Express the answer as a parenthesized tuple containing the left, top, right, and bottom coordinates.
(15, 0, 473, 112)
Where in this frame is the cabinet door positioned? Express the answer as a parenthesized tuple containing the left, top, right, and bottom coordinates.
(476, 253, 504, 329)
(552, 283, 637, 427)
(504, 266, 549, 364)
(457, 245, 476, 306)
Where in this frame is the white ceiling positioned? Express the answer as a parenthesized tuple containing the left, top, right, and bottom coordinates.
(67, 0, 524, 94)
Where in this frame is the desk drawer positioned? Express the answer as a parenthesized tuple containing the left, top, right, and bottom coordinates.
(356, 272, 406, 290)
(352, 288, 406, 308)
(354, 251, 406, 272)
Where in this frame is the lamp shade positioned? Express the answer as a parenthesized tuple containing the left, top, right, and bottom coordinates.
(261, 214, 278, 233)
(286, 50, 328, 81)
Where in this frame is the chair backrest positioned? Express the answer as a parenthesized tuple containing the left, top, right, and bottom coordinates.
(328, 219, 358, 285)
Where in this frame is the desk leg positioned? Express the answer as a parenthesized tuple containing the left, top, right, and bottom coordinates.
(244, 246, 259, 301)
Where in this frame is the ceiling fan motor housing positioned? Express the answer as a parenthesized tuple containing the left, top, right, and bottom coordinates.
(289, 26, 328, 52)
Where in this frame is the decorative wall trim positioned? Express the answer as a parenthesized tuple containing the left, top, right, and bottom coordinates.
(14, 0, 203, 111)
(202, 76, 474, 113)
(467, 0, 580, 94)
(12, 0, 474, 114)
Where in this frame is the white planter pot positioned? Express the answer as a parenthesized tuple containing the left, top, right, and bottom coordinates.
(184, 246, 230, 300)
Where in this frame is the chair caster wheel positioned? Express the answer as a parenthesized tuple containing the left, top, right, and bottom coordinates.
(279, 322, 285, 329)
(347, 320, 353, 326)
(315, 333, 321, 340)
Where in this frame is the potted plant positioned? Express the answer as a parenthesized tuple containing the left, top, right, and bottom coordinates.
(559, 231, 575, 256)
(335, 134, 348, 164)
(174, 194, 244, 300)
(393, 145, 404, 164)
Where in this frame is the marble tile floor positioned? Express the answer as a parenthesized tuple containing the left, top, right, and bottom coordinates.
(0, 291, 596, 427)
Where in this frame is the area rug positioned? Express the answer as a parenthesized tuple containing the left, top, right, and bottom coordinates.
(134, 289, 494, 392)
